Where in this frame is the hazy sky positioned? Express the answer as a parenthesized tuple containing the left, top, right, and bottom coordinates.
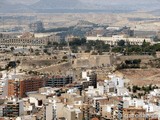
(7, 0, 39, 4)
(7, 0, 160, 5)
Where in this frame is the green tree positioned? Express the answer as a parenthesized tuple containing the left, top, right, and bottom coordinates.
(10, 47, 15, 51)
(62, 56, 68, 60)
(35, 51, 40, 56)
(142, 40, 150, 48)
(43, 49, 48, 53)
(117, 40, 125, 47)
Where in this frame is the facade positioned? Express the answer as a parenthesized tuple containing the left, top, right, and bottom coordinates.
(45, 98, 83, 120)
(123, 107, 146, 120)
(87, 26, 134, 37)
(0, 80, 8, 98)
(86, 35, 152, 45)
(45, 76, 73, 87)
(45, 100, 65, 120)
(88, 72, 97, 88)
(0, 72, 9, 98)
(0, 33, 17, 39)
(46, 102, 57, 120)
(81, 71, 97, 89)
(81, 81, 93, 89)
(63, 105, 83, 120)
(0, 32, 60, 48)
(20, 77, 45, 97)
(48, 34, 61, 43)
(3, 99, 24, 118)
(8, 80, 20, 98)
(8, 77, 45, 98)
(0, 38, 47, 47)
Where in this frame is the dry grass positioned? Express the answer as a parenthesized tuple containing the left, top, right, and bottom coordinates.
(119, 69, 160, 86)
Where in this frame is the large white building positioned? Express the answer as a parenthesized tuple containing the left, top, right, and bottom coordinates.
(0, 32, 60, 48)
(0, 38, 47, 47)
(86, 35, 152, 45)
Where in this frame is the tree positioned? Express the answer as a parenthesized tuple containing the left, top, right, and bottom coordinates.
(16, 60, 20, 64)
(35, 51, 40, 56)
(112, 47, 123, 53)
(47, 41, 52, 46)
(127, 86, 131, 92)
(117, 40, 125, 47)
(43, 49, 48, 53)
(149, 84, 152, 91)
(54, 56, 57, 59)
(10, 47, 15, 51)
(133, 59, 141, 64)
(142, 40, 150, 48)
(71, 46, 78, 53)
(29, 48, 34, 53)
(62, 56, 68, 60)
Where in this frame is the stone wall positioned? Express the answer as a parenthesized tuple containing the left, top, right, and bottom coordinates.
(73, 54, 115, 68)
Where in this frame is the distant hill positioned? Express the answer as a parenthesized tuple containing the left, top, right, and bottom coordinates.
(0, 1, 32, 13)
(81, 0, 160, 11)
(29, 0, 135, 13)
(0, 0, 160, 13)
(31, 0, 84, 9)
(150, 9, 160, 16)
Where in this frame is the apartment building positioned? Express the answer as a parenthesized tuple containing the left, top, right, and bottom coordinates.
(8, 77, 45, 98)
(3, 99, 24, 118)
(45, 76, 73, 87)
(123, 107, 146, 120)
(81, 71, 97, 89)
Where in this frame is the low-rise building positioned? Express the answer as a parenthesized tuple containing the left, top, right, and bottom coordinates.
(0, 38, 47, 47)
(81, 71, 97, 88)
(86, 35, 152, 45)
(123, 107, 146, 120)
(3, 99, 24, 118)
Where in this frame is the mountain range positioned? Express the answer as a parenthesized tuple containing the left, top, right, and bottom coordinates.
(0, 0, 160, 13)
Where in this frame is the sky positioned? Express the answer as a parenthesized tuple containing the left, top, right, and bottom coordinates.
(6, 0, 160, 7)
(8, 0, 160, 5)
(7, 0, 39, 4)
